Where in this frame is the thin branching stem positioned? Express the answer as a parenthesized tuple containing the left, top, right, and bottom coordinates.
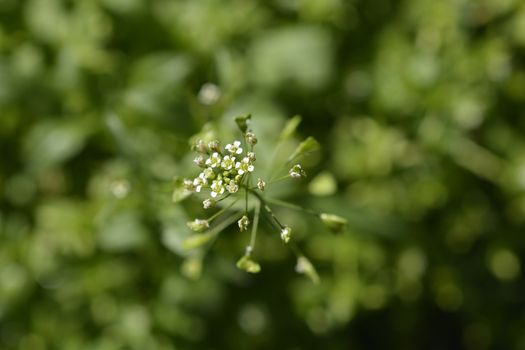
(249, 200, 261, 250)
(208, 198, 239, 222)
(265, 197, 319, 216)
(246, 188, 285, 229)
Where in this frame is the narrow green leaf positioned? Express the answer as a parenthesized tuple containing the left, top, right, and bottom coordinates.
(280, 115, 302, 140)
(288, 136, 320, 162)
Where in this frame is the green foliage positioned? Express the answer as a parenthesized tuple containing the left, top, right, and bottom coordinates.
(1, 0, 525, 349)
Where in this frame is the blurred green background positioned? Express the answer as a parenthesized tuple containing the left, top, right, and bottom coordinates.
(1, 0, 525, 349)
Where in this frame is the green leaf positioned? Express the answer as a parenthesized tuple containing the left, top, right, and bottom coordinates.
(288, 136, 320, 162)
(319, 213, 347, 234)
(249, 25, 334, 91)
(295, 256, 320, 284)
(236, 255, 261, 274)
(182, 232, 215, 250)
(280, 115, 302, 140)
(235, 114, 252, 133)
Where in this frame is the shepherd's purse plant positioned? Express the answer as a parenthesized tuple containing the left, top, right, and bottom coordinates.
(173, 115, 347, 283)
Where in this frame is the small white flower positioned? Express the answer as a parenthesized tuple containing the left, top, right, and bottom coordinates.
(221, 155, 236, 170)
(226, 180, 239, 193)
(205, 152, 221, 168)
(235, 157, 255, 175)
(210, 179, 225, 198)
(202, 167, 215, 179)
(193, 173, 208, 192)
(225, 140, 243, 155)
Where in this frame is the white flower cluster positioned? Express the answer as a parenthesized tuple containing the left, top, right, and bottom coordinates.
(185, 139, 256, 205)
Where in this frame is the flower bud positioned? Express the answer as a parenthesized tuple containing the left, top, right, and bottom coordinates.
(192, 139, 208, 154)
(194, 155, 206, 168)
(208, 140, 221, 152)
(187, 219, 210, 232)
(257, 178, 266, 191)
(245, 132, 258, 145)
(280, 226, 292, 243)
(247, 151, 256, 162)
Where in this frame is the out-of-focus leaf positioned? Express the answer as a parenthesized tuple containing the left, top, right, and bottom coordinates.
(280, 115, 302, 140)
(98, 212, 147, 251)
(24, 118, 95, 171)
(249, 25, 334, 90)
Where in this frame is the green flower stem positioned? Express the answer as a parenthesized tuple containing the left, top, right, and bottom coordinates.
(205, 212, 244, 252)
(265, 140, 284, 180)
(268, 162, 288, 182)
(264, 197, 319, 216)
(249, 200, 261, 250)
(207, 198, 239, 222)
(245, 176, 249, 214)
(246, 188, 285, 229)
(217, 193, 232, 203)
(265, 174, 290, 185)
